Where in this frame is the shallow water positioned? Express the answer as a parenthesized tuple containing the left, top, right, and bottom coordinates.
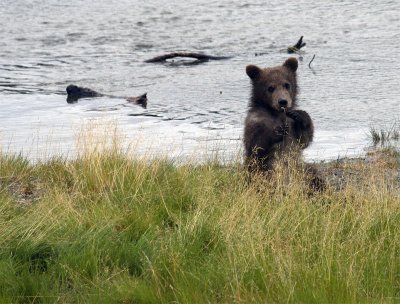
(1, 0, 399, 161)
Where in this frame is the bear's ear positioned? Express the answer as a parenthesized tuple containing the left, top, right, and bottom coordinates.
(283, 57, 298, 72)
(246, 65, 262, 80)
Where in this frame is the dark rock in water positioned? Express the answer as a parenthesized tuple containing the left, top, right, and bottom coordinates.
(126, 93, 147, 109)
(66, 84, 103, 103)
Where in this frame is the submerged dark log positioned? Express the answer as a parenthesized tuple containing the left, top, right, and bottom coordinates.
(126, 93, 147, 108)
(145, 52, 232, 63)
(287, 36, 306, 54)
(66, 84, 147, 108)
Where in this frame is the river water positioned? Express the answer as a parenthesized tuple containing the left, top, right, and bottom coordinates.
(1, 0, 399, 162)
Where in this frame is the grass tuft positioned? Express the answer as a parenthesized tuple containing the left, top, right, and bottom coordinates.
(369, 121, 400, 147)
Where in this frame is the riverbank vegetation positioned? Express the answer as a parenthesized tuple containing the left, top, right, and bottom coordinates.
(0, 132, 399, 303)
(369, 121, 400, 146)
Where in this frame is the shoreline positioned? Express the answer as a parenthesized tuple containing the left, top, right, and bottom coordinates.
(1, 144, 398, 207)
(0, 93, 385, 164)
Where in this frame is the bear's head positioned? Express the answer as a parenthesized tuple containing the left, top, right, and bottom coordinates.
(246, 57, 298, 112)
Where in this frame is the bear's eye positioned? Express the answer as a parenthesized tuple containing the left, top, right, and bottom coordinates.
(267, 86, 275, 93)
(284, 82, 291, 90)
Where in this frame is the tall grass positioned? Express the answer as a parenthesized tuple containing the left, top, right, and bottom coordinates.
(0, 128, 399, 303)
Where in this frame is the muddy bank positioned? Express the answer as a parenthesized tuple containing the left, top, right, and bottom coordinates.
(316, 148, 399, 192)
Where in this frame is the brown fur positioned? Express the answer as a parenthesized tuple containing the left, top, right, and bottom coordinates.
(243, 58, 316, 178)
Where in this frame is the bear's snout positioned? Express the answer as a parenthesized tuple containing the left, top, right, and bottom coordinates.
(272, 90, 292, 110)
(278, 99, 288, 108)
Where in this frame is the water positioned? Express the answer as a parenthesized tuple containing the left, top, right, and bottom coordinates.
(1, 0, 399, 162)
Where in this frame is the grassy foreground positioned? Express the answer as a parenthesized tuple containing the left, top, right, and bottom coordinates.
(0, 144, 399, 303)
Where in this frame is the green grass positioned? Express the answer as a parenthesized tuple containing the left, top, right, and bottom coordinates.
(0, 143, 399, 303)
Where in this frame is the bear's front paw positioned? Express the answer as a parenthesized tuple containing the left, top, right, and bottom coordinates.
(286, 110, 311, 129)
(274, 123, 289, 138)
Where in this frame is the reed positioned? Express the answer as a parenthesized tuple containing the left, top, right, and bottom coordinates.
(369, 121, 400, 146)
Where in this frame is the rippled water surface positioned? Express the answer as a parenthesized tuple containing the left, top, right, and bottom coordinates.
(1, 0, 399, 161)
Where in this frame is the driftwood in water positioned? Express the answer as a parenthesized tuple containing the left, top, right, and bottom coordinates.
(145, 52, 232, 63)
(308, 54, 316, 68)
(126, 93, 147, 108)
(287, 36, 306, 54)
(66, 84, 147, 108)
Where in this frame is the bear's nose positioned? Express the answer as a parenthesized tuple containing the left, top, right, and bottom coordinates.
(278, 99, 288, 107)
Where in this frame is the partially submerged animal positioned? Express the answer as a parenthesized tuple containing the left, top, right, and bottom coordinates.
(66, 84, 147, 108)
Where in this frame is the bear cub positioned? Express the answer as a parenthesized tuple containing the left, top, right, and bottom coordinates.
(244, 57, 315, 178)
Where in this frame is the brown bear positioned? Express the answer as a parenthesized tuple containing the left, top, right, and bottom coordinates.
(243, 58, 323, 190)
